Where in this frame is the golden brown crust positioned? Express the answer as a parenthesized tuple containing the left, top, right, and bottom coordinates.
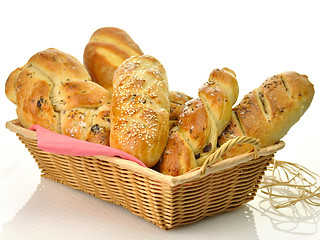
(179, 99, 213, 155)
(15, 66, 60, 132)
(60, 108, 94, 140)
(198, 81, 232, 135)
(169, 91, 193, 120)
(83, 27, 143, 93)
(217, 111, 253, 159)
(218, 71, 314, 159)
(29, 48, 91, 81)
(88, 27, 142, 55)
(5, 48, 112, 145)
(85, 105, 111, 145)
(52, 80, 111, 111)
(208, 67, 239, 105)
(158, 130, 197, 176)
(5, 68, 21, 104)
(110, 55, 170, 167)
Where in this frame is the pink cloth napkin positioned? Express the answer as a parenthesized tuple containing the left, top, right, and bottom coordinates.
(29, 125, 147, 167)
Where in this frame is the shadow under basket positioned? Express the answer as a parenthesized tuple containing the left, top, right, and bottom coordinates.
(6, 119, 285, 230)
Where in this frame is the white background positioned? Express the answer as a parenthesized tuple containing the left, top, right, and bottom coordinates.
(0, 0, 319, 239)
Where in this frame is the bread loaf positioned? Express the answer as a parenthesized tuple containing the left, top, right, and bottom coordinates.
(84, 27, 143, 93)
(5, 48, 112, 145)
(110, 54, 170, 167)
(218, 71, 314, 159)
(159, 68, 239, 176)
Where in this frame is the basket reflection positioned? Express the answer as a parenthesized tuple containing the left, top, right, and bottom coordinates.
(0, 177, 259, 240)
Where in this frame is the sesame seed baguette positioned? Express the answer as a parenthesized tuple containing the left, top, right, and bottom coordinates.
(218, 71, 314, 159)
(110, 54, 170, 167)
(158, 68, 239, 176)
(5, 48, 112, 145)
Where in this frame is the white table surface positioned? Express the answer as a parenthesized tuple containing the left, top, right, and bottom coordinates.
(1, 1, 319, 239)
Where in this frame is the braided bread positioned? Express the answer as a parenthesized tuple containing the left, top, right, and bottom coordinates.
(110, 54, 170, 167)
(5, 48, 112, 145)
(84, 27, 143, 93)
(218, 71, 314, 159)
(158, 68, 239, 176)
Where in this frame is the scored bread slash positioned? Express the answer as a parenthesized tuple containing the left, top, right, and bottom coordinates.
(218, 71, 314, 159)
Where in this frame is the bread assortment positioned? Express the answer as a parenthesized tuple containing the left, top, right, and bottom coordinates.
(5, 27, 315, 176)
(110, 55, 170, 167)
(158, 68, 239, 176)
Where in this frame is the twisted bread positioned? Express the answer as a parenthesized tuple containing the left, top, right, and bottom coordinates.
(5, 48, 112, 145)
(159, 68, 239, 176)
(218, 71, 314, 159)
(84, 27, 143, 93)
(110, 54, 170, 167)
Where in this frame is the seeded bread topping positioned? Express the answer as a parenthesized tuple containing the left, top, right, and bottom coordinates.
(110, 55, 170, 167)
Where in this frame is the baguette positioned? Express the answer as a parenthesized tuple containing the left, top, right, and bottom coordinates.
(218, 71, 314, 159)
(110, 54, 170, 167)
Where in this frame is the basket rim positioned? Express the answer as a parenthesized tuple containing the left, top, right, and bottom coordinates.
(6, 119, 285, 186)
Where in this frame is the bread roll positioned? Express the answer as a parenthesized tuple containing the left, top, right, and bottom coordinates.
(5, 48, 112, 145)
(159, 68, 239, 176)
(84, 27, 143, 93)
(110, 54, 170, 167)
(218, 71, 314, 159)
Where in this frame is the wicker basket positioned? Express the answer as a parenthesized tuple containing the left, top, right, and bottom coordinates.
(6, 119, 285, 230)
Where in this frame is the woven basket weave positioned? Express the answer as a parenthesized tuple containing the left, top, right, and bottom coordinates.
(6, 119, 285, 230)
